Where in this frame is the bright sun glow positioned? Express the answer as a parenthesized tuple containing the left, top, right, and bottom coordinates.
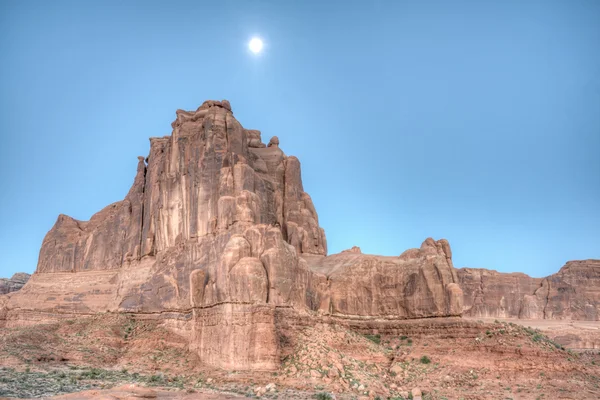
(249, 37, 263, 54)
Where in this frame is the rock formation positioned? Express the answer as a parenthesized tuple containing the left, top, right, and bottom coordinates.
(0, 273, 30, 295)
(458, 259, 600, 320)
(0, 100, 463, 370)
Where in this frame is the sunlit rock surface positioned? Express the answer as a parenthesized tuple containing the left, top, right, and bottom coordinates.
(1, 100, 463, 369)
(458, 259, 600, 320)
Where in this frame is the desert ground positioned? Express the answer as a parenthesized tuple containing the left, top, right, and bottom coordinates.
(466, 317, 600, 351)
(1, 314, 599, 400)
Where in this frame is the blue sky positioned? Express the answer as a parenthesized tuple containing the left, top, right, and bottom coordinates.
(0, 0, 598, 279)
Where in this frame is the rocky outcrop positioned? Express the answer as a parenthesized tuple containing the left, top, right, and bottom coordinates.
(303, 238, 462, 318)
(1, 100, 463, 370)
(458, 259, 600, 320)
(458, 268, 543, 319)
(0, 273, 30, 294)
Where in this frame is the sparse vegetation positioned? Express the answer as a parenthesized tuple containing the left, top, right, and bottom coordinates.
(314, 392, 333, 400)
(364, 334, 381, 345)
(0, 366, 198, 398)
(0, 312, 596, 399)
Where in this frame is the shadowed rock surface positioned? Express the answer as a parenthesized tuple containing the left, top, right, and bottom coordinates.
(458, 259, 600, 320)
(0, 273, 30, 295)
(0, 100, 463, 370)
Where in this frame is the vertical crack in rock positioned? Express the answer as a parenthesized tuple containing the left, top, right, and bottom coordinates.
(543, 279, 551, 319)
(281, 158, 288, 242)
(138, 159, 147, 260)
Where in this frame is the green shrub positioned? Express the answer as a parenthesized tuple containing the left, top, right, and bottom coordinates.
(80, 368, 104, 379)
(420, 355, 431, 364)
(148, 374, 165, 385)
(314, 393, 333, 400)
(364, 334, 381, 345)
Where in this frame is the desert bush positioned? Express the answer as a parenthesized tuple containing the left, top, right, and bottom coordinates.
(314, 392, 333, 400)
(80, 368, 104, 379)
(364, 334, 381, 345)
(148, 374, 165, 385)
(420, 355, 431, 364)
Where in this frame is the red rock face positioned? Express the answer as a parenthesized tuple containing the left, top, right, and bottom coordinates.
(1, 100, 463, 369)
(458, 259, 600, 320)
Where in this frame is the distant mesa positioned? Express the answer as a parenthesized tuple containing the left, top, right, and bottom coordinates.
(0, 272, 30, 295)
(458, 259, 600, 320)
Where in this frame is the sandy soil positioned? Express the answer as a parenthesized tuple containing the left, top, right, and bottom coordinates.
(466, 317, 600, 351)
(1, 315, 599, 399)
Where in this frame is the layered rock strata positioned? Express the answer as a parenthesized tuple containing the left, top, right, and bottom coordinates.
(0, 273, 30, 295)
(458, 259, 600, 320)
(0, 100, 463, 369)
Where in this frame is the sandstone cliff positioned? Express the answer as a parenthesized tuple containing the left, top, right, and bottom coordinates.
(1, 100, 462, 370)
(458, 259, 600, 320)
(0, 273, 30, 295)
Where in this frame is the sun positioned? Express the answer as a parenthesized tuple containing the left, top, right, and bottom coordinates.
(249, 37, 263, 54)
